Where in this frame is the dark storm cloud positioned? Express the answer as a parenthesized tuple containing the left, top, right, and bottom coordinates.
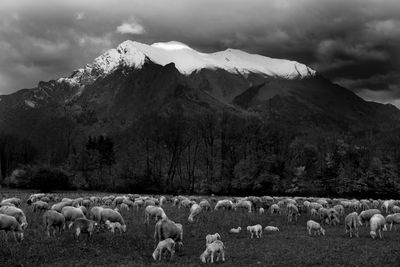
(0, 0, 399, 106)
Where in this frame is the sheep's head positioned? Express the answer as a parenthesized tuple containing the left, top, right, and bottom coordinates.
(320, 228, 326, 236)
(238, 227, 242, 232)
(16, 231, 24, 242)
(152, 250, 159, 261)
(370, 231, 377, 239)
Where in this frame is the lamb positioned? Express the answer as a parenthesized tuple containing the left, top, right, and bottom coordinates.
(70, 218, 98, 241)
(385, 213, 400, 231)
(270, 204, 281, 215)
(200, 240, 225, 263)
(264, 226, 279, 233)
(105, 220, 124, 234)
(152, 238, 176, 261)
(154, 218, 183, 247)
(369, 214, 386, 239)
(206, 233, 221, 245)
(0, 214, 24, 242)
(344, 212, 362, 238)
(100, 208, 127, 232)
(145, 205, 167, 224)
(43, 210, 65, 237)
(188, 203, 201, 223)
(229, 227, 241, 234)
(307, 220, 325, 236)
(0, 205, 28, 230)
(247, 224, 262, 238)
(358, 209, 381, 226)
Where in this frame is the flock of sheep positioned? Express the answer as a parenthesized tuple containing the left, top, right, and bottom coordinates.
(0, 193, 400, 264)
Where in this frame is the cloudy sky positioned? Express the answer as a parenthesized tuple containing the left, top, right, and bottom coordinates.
(0, 0, 399, 106)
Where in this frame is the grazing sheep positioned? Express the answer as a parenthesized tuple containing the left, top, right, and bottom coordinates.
(51, 201, 73, 213)
(100, 208, 127, 232)
(359, 209, 381, 226)
(308, 202, 323, 211)
(71, 218, 98, 241)
(188, 204, 202, 223)
(199, 200, 212, 211)
(270, 204, 281, 215)
(206, 233, 221, 245)
(310, 208, 318, 217)
(333, 205, 345, 218)
(145, 206, 167, 224)
(1, 197, 22, 207)
(153, 238, 175, 261)
(159, 196, 167, 207)
(27, 193, 46, 205)
(234, 200, 253, 213)
(119, 203, 129, 213)
(32, 201, 49, 213)
(229, 227, 241, 234)
(214, 199, 233, 211)
(385, 213, 400, 231)
(307, 220, 325, 236)
(392, 206, 400, 214)
(344, 212, 362, 238)
(287, 204, 300, 222)
(154, 218, 183, 246)
(200, 240, 225, 264)
(43, 210, 65, 237)
(382, 200, 394, 214)
(247, 224, 262, 238)
(105, 220, 124, 234)
(321, 208, 340, 225)
(264, 226, 279, 233)
(0, 205, 28, 230)
(259, 208, 265, 215)
(90, 206, 104, 222)
(0, 214, 24, 242)
(61, 206, 86, 228)
(370, 214, 386, 239)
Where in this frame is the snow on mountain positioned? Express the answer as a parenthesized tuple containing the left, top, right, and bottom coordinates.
(58, 40, 316, 88)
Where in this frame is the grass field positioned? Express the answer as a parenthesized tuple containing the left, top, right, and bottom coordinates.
(1, 191, 400, 266)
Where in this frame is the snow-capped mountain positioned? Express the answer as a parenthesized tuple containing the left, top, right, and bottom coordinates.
(58, 41, 315, 90)
(1, 40, 400, 151)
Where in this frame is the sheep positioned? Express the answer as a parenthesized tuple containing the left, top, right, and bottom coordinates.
(43, 210, 65, 237)
(51, 201, 73, 212)
(90, 206, 104, 222)
(100, 208, 127, 232)
(159, 196, 167, 207)
(259, 207, 265, 215)
(1, 197, 22, 207)
(270, 204, 281, 215)
(385, 213, 400, 231)
(308, 202, 323, 211)
(307, 220, 325, 236)
(145, 206, 167, 224)
(359, 209, 381, 226)
(321, 208, 340, 225)
(382, 200, 394, 214)
(188, 203, 201, 223)
(27, 193, 45, 205)
(234, 200, 252, 213)
(32, 201, 49, 213)
(369, 214, 386, 239)
(264, 226, 279, 233)
(178, 198, 192, 209)
(105, 220, 124, 234)
(0, 214, 24, 242)
(61, 206, 86, 228)
(154, 218, 183, 247)
(310, 208, 318, 217)
(152, 238, 176, 261)
(392, 205, 400, 214)
(344, 212, 362, 238)
(229, 227, 241, 234)
(0, 205, 28, 230)
(206, 233, 221, 245)
(287, 204, 300, 222)
(119, 203, 129, 213)
(333, 204, 345, 218)
(199, 199, 212, 211)
(71, 218, 98, 241)
(200, 240, 225, 264)
(247, 224, 262, 238)
(214, 199, 233, 211)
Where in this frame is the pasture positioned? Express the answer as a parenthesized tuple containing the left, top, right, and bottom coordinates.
(1, 191, 400, 267)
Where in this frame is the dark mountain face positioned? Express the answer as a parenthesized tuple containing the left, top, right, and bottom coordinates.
(0, 59, 400, 155)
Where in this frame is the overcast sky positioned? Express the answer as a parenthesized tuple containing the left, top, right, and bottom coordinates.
(0, 0, 399, 106)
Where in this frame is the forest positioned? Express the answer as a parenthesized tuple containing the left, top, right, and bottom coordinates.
(1, 109, 400, 198)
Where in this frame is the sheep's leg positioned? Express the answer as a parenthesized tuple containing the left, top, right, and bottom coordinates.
(390, 223, 393, 231)
(210, 252, 214, 263)
(221, 250, 225, 262)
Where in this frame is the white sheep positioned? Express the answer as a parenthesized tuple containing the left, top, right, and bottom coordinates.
(145, 205, 167, 224)
(385, 213, 400, 231)
(307, 220, 325, 236)
(229, 226, 241, 234)
(370, 214, 386, 239)
(188, 203, 202, 223)
(247, 224, 262, 238)
(0, 205, 28, 230)
(259, 208, 265, 215)
(344, 212, 362, 238)
(43, 210, 65, 237)
(152, 238, 175, 261)
(200, 240, 225, 263)
(264, 226, 279, 233)
(270, 204, 280, 215)
(105, 220, 124, 234)
(206, 233, 221, 245)
(0, 214, 24, 242)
